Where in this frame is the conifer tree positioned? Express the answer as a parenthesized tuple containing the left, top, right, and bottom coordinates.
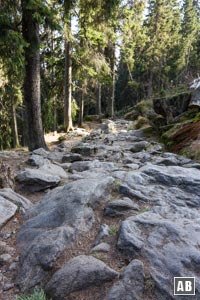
(177, 0, 199, 78)
(22, 0, 48, 150)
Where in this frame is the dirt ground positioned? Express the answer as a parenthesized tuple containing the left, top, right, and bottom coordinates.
(0, 122, 103, 300)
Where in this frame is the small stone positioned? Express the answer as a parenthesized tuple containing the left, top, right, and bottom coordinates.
(8, 262, 17, 271)
(0, 196, 17, 229)
(104, 198, 139, 217)
(62, 153, 83, 163)
(0, 254, 12, 264)
(0, 274, 7, 284)
(130, 141, 149, 153)
(94, 224, 110, 246)
(0, 241, 14, 255)
(3, 283, 14, 291)
(91, 242, 111, 253)
(32, 148, 49, 157)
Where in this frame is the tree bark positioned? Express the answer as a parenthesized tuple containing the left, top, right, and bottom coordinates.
(51, 29, 57, 135)
(78, 85, 84, 127)
(64, 2, 73, 132)
(22, 0, 47, 151)
(96, 81, 102, 116)
(147, 70, 153, 98)
(11, 100, 19, 148)
(105, 44, 115, 117)
(64, 38, 73, 131)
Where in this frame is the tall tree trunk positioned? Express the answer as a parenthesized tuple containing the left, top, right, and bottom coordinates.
(96, 81, 102, 116)
(51, 29, 57, 135)
(64, 2, 73, 132)
(64, 39, 73, 132)
(106, 44, 115, 117)
(22, 0, 47, 151)
(11, 100, 19, 148)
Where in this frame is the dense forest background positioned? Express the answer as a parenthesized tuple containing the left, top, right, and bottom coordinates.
(0, 0, 200, 150)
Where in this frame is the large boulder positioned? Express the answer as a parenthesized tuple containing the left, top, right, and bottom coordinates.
(17, 175, 114, 291)
(189, 86, 200, 107)
(15, 169, 61, 192)
(107, 260, 144, 300)
(39, 163, 67, 179)
(101, 120, 116, 134)
(114, 163, 200, 299)
(130, 141, 149, 153)
(26, 154, 49, 167)
(118, 209, 200, 300)
(45, 255, 118, 299)
(114, 164, 200, 205)
(153, 92, 191, 123)
(72, 143, 98, 156)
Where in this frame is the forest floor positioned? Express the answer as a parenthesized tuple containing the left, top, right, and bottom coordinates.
(0, 120, 105, 300)
(0, 119, 200, 300)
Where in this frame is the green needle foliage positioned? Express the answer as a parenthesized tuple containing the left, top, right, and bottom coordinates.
(0, 0, 199, 149)
(16, 289, 47, 300)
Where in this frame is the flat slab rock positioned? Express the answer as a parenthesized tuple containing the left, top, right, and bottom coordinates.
(72, 143, 98, 156)
(39, 163, 67, 179)
(15, 168, 61, 192)
(104, 198, 139, 217)
(26, 154, 50, 167)
(115, 163, 200, 299)
(17, 175, 114, 291)
(62, 153, 83, 163)
(118, 209, 200, 300)
(114, 163, 200, 205)
(0, 188, 32, 211)
(0, 196, 17, 228)
(45, 255, 118, 299)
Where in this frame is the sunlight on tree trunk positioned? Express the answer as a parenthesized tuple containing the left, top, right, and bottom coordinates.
(22, 0, 47, 151)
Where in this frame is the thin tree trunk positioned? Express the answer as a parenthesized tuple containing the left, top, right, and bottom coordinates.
(147, 70, 153, 98)
(53, 98, 57, 135)
(22, 0, 47, 151)
(21, 107, 28, 147)
(11, 100, 19, 148)
(96, 81, 102, 116)
(64, 37, 73, 132)
(107, 44, 115, 117)
(78, 85, 84, 127)
(51, 29, 57, 136)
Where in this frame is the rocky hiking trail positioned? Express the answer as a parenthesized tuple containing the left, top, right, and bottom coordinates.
(0, 119, 200, 300)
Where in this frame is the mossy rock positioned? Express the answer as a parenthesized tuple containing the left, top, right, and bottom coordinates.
(135, 99, 153, 115)
(124, 110, 140, 121)
(172, 108, 200, 124)
(134, 116, 150, 129)
(180, 144, 200, 162)
(151, 114, 166, 131)
(84, 115, 102, 122)
(142, 126, 155, 138)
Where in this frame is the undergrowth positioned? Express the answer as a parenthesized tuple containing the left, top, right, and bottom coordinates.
(16, 289, 48, 300)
